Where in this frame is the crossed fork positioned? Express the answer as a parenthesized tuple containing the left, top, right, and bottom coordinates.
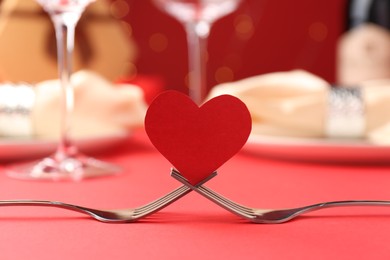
(1, 169, 390, 223)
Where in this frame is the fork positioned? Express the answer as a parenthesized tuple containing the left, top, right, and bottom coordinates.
(0, 172, 216, 223)
(171, 169, 390, 223)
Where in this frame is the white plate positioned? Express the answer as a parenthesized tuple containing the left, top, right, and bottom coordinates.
(244, 134, 390, 163)
(0, 132, 129, 161)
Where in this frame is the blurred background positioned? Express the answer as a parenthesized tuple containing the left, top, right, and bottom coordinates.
(117, 0, 344, 95)
(0, 0, 345, 98)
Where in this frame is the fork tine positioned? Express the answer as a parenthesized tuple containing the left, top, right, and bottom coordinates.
(170, 170, 256, 219)
(171, 169, 254, 213)
(134, 171, 218, 217)
(197, 187, 255, 219)
(133, 185, 190, 215)
(200, 186, 255, 214)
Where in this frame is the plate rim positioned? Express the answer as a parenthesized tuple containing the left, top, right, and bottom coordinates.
(243, 134, 390, 163)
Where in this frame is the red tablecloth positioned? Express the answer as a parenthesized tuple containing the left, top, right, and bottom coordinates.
(1, 130, 390, 259)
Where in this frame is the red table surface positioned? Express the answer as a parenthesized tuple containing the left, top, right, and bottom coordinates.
(1, 130, 390, 260)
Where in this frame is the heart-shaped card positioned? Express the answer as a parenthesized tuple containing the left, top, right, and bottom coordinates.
(145, 91, 252, 185)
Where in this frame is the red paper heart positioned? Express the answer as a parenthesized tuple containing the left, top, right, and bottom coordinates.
(145, 91, 252, 185)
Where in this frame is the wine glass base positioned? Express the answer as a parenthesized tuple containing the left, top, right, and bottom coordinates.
(7, 154, 121, 181)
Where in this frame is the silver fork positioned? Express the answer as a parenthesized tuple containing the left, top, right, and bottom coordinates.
(0, 172, 216, 223)
(171, 169, 390, 223)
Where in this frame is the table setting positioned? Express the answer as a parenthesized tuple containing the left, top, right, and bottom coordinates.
(0, 70, 146, 161)
(211, 69, 390, 163)
(1, 0, 390, 259)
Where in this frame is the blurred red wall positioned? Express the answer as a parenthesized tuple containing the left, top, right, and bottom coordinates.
(119, 0, 345, 95)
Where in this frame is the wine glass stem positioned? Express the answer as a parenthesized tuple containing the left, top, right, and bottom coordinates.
(185, 21, 210, 105)
(51, 13, 81, 158)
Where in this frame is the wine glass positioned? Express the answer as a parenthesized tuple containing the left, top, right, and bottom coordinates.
(152, 0, 241, 105)
(7, 0, 120, 181)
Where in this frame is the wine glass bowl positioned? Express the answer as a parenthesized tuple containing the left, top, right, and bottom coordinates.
(155, 0, 241, 25)
(153, 0, 241, 104)
(6, 0, 121, 181)
(36, 0, 93, 12)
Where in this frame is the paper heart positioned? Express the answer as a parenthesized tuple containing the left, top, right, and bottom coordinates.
(145, 91, 252, 185)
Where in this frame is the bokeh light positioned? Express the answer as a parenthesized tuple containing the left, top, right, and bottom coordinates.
(308, 22, 328, 42)
(149, 33, 169, 53)
(110, 0, 130, 19)
(214, 66, 234, 83)
(234, 14, 254, 41)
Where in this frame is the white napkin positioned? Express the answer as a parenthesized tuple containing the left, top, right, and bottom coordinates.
(32, 70, 147, 139)
(208, 70, 390, 144)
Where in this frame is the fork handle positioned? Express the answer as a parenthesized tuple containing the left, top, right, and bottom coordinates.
(0, 200, 97, 216)
(298, 200, 390, 214)
(262, 200, 390, 223)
